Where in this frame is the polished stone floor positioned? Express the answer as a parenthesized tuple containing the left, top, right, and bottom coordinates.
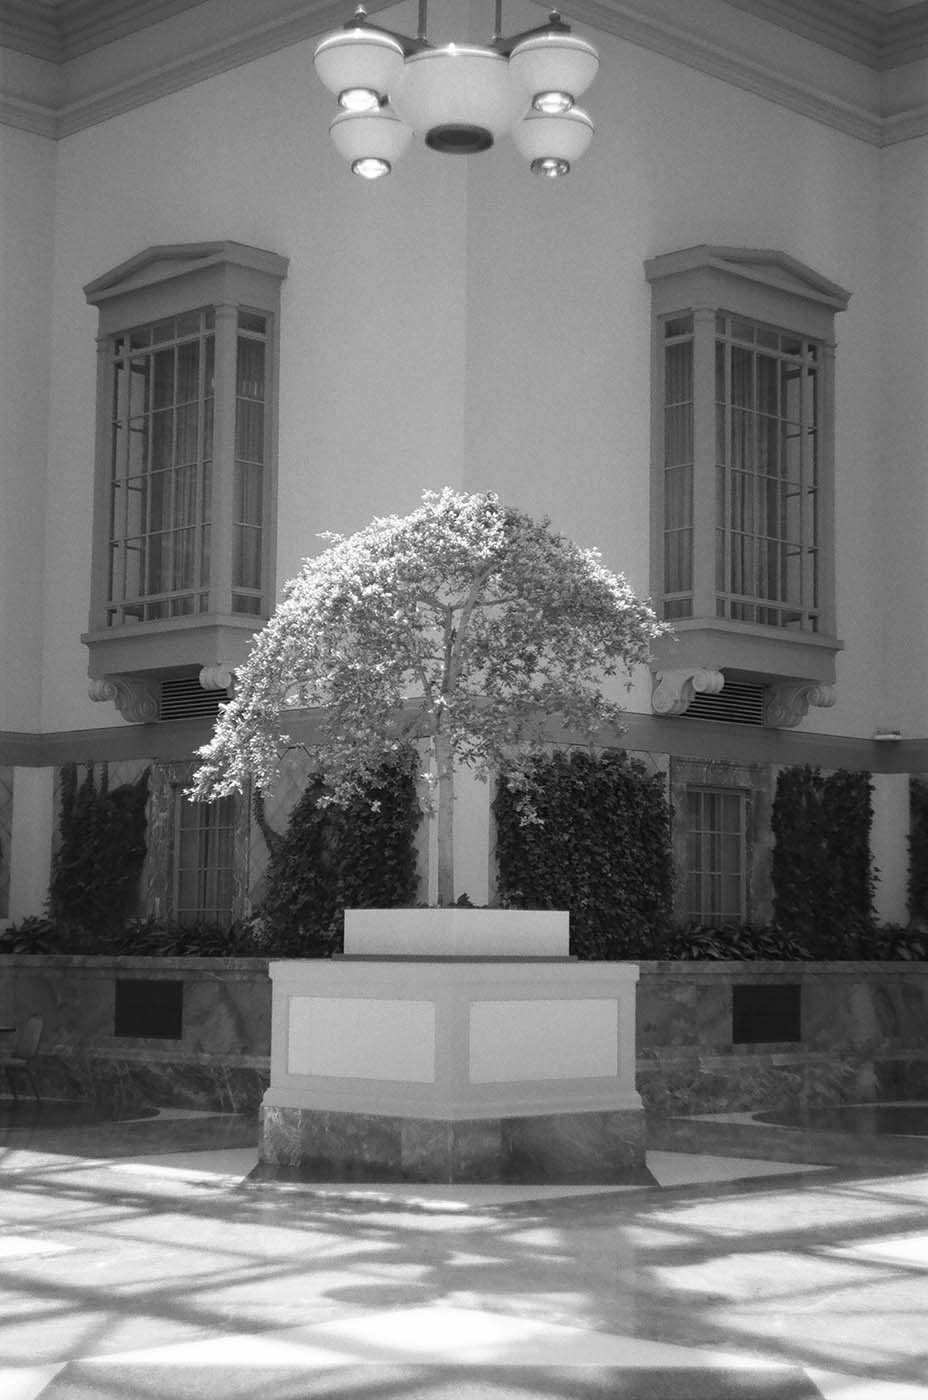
(1, 1102, 927, 1399)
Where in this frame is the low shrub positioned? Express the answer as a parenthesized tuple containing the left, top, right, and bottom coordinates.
(664, 922, 814, 961)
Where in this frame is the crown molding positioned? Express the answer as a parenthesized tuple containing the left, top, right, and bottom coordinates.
(564, 0, 883, 143)
(0, 92, 57, 138)
(2, 0, 928, 147)
(0, 1, 213, 62)
(722, 0, 928, 70)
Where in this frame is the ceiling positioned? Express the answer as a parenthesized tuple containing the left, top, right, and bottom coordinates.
(3, 0, 928, 68)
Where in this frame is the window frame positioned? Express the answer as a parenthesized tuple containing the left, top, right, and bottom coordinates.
(669, 757, 773, 927)
(172, 787, 239, 927)
(83, 242, 287, 686)
(683, 784, 748, 926)
(646, 246, 849, 691)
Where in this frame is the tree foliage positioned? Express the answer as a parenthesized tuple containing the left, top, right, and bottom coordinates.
(494, 749, 674, 958)
(192, 489, 664, 902)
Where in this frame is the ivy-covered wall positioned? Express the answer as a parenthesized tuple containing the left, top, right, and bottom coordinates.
(908, 777, 928, 924)
(493, 748, 673, 958)
(255, 747, 422, 953)
(771, 765, 875, 953)
(0, 766, 12, 919)
(49, 762, 150, 933)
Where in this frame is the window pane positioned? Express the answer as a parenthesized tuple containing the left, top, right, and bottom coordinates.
(174, 794, 237, 926)
(236, 401, 265, 463)
(237, 337, 265, 400)
(107, 316, 215, 617)
(714, 319, 821, 630)
(685, 787, 746, 925)
(664, 336, 693, 607)
(176, 340, 199, 403)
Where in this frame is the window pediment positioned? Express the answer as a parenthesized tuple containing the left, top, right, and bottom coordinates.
(84, 242, 289, 308)
(645, 245, 851, 313)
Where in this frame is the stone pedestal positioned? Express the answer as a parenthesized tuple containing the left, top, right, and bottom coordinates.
(259, 911, 647, 1183)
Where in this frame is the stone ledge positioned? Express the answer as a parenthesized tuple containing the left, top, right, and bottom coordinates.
(259, 1105, 650, 1185)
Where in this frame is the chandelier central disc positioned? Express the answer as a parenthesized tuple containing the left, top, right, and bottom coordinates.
(425, 123, 493, 153)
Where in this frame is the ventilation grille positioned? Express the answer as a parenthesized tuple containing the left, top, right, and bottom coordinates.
(685, 680, 767, 726)
(159, 675, 226, 723)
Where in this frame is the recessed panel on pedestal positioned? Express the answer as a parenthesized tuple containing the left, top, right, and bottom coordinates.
(287, 996, 436, 1082)
(469, 999, 619, 1082)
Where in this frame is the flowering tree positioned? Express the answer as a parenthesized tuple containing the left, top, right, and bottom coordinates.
(191, 488, 664, 906)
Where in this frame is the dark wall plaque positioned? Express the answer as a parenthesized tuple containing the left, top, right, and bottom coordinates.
(114, 979, 183, 1039)
(732, 983, 801, 1044)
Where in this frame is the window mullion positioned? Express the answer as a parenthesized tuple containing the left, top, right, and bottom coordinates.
(195, 322, 206, 610)
(722, 335, 732, 618)
(692, 306, 716, 618)
(115, 349, 130, 613)
(800, 346, 814, 627)
(753, 347, 762, 615)
(210, 303, 238, 616)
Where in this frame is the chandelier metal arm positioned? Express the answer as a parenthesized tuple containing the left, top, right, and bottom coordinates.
(343, 4, 431, 57)
(343, 3, 573, 58)
(491, 11, 573, 57)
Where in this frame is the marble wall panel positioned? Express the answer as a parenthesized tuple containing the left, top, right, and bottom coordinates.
(637, 976, 731, 1051)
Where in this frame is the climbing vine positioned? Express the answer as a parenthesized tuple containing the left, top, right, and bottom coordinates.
(494, 748, 674, 959)
(257, 747, 422, 953)
(771, 765, 875, 953)
(908, 777, 928, 924)
(49, 763, 150, 934)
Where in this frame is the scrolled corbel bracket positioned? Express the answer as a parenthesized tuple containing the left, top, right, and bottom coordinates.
(766, 681, 836, 729)
(88, 675, 159, 724)
(198, 664, 236, 693)
(651, 666, 725, 717)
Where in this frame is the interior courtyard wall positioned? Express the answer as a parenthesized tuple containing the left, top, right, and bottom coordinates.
(875, 135, 928, 743)
(1, 6, 909, 920)
(40, 36, 471, 736)
(36, 15, 887, 744)
(0, 125, 56, 733)
(463, 29, 885, 734)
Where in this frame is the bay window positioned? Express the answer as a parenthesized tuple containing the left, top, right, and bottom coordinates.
(83, 242, 287, 718)
(646, 247, 849, 718)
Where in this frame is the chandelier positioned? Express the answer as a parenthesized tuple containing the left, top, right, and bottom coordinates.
(314, 2, 599, 179)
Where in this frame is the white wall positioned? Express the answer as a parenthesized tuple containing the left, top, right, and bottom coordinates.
(463, 32, 885, 736)
(0, 126, 56, 732)
(36, 5, 886, 746)
(876, 137, 928, 742)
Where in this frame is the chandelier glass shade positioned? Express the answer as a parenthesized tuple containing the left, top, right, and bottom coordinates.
(314, 4, 599, 178)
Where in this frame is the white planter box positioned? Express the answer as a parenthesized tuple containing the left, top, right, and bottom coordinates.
(343, 907, 569, 957)
(260, 945, 646, 1183)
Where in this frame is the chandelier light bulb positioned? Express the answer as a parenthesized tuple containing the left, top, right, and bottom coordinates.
(352, 155, 391, 178)
(339, 86, 381, 111)
(532, 90, 573, 115)
(532, 156, 570, 178)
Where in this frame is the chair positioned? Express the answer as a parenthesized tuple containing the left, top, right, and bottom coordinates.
(0, 1016, 43, 1102)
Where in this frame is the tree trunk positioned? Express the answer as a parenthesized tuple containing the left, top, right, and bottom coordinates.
(434, 731, 455, 907)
